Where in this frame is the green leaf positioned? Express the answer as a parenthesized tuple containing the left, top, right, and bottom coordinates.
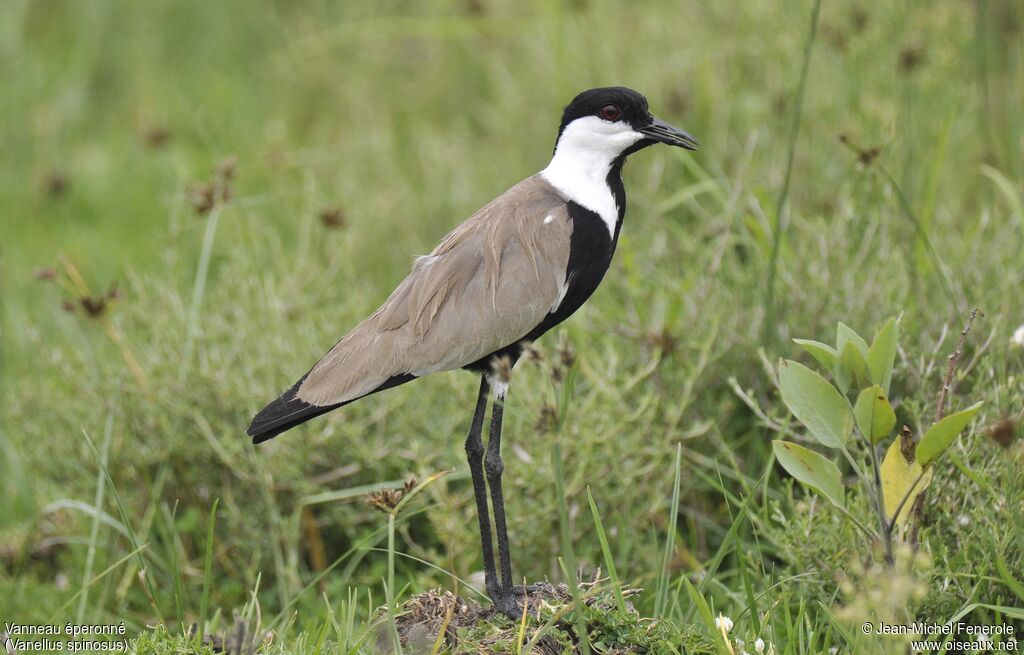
(832, 361, 852, 396)
(994, 551, 1024, 602)
(794, 337, 853, 393)
(773, 440, 845, 509)
(854, 385, 897, 444)
(867, 317, 900, 395)
(793, 339, 839, 370)
(837, 322, 869, 356)
(778, 359, 854, 448)
(840, 341, 871, 390)
(916, 401, 985, 467)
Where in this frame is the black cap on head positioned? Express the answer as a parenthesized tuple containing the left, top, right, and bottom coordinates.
(556, 86, 699, 152)
(558, 87, 651, 135)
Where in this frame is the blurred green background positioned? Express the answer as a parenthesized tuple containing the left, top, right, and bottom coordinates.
(2, 0, 1022, 649)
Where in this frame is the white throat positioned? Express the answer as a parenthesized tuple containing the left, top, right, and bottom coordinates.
(540, 116, 644, 237)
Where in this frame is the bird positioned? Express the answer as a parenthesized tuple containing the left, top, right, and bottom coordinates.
(247, 86, 698, 618)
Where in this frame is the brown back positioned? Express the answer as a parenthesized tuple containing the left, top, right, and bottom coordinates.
(297, 175, 572, 406)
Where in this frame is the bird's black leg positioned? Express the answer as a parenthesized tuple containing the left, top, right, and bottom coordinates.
(465, 376, 499, 603)
(484, 385, 518, 618)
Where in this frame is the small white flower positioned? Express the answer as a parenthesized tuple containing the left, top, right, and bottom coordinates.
(715, 613, 734, 634)
(1012, 325, 1024, 348)
(735, 638, 745, 649)
(755, 638, 766, 653)
(958, 514, 970, 526)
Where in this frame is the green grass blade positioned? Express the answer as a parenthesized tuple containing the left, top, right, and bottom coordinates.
(680, 574, 731, 654)
(76, 409, 114, 624)
(552, 440, 590, 655)
(762, 0, 823, 346)
(655, 443, 683, 618)
(198, 498, 219, 641)
(51, 544, 149, 621)
(81, 428, 163, 619)
(165, 500, 185, 629)
(185, 204, 224, 355)
(587, 486, 627, 615)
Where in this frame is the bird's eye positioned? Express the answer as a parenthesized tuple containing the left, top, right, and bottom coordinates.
(600, 105, 621, 121)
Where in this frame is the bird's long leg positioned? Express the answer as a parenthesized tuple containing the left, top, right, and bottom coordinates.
(465, 375, 500, 603)
(484, 385, 517, 618)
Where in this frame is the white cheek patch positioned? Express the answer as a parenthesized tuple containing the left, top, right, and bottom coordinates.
(540, 116, 643, 236)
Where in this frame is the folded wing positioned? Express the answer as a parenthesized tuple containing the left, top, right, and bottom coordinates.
(294, 175, 573, 407)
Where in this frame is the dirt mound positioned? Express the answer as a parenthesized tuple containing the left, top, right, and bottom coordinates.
(377, 580, 711, 654)
(392, 583, 575, 653)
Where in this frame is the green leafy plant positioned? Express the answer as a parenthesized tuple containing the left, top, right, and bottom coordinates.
(774, 315, 983, 563)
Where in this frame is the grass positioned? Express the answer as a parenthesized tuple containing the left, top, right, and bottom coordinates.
(2, 0, 1024, 652)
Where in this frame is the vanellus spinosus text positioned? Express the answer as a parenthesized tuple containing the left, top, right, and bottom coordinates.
(247, 86, 698, 617)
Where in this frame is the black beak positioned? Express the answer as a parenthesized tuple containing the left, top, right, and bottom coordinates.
(639, 116, 699, 151)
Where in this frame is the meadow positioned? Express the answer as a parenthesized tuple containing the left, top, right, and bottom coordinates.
(2, 0, 1023, 653)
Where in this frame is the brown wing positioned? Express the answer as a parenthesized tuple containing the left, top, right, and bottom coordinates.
(296, 175, 572, 407)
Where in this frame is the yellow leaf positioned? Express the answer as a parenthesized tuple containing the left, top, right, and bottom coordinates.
(881, 437, 932, 534)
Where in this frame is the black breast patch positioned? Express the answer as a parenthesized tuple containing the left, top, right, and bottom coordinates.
(464, 199, 619, 372)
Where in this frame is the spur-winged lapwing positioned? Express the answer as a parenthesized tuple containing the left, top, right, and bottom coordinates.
(247, 86, 697, 617)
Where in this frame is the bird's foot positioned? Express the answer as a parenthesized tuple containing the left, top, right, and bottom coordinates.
(494, 596, 522, 621)
(512, 583, 546, 596)
(489, 586, 522, 620)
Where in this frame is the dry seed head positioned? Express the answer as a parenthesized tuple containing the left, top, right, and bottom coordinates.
(43, 171, 69, 198)
(403, 476, 419, 494)
(898, 45, 925, 74)
(80, 296, 109, 318)
(33, 267, 57, 281)
(188, 182, 216, 214)
(534, 404, 559, 433)
(519, 341, 543, 364)
(838, 133, 880, 167)
(819, 22, 848, 52)
(63, 285, 121, 319)
(988, 418, 1017, 449)
(141, 125, 171, 148)
(462, 0, 485, 15)
(558, 341, 576, 369)
(857, 147, 880, 167)
(217, 155, 237, 180)
(645, 327, 678, 355)
(550, 362, 564, 383)
(368, 476, 418, 513)
(189, 156, 237, 214)
(367, 488, 404, 513)
(319, 207, 347, 229)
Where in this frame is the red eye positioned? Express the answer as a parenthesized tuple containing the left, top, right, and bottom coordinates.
(600, 104, 621, 121)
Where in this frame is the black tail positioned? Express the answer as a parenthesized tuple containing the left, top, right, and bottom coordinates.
(247, 373, 416, 444)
